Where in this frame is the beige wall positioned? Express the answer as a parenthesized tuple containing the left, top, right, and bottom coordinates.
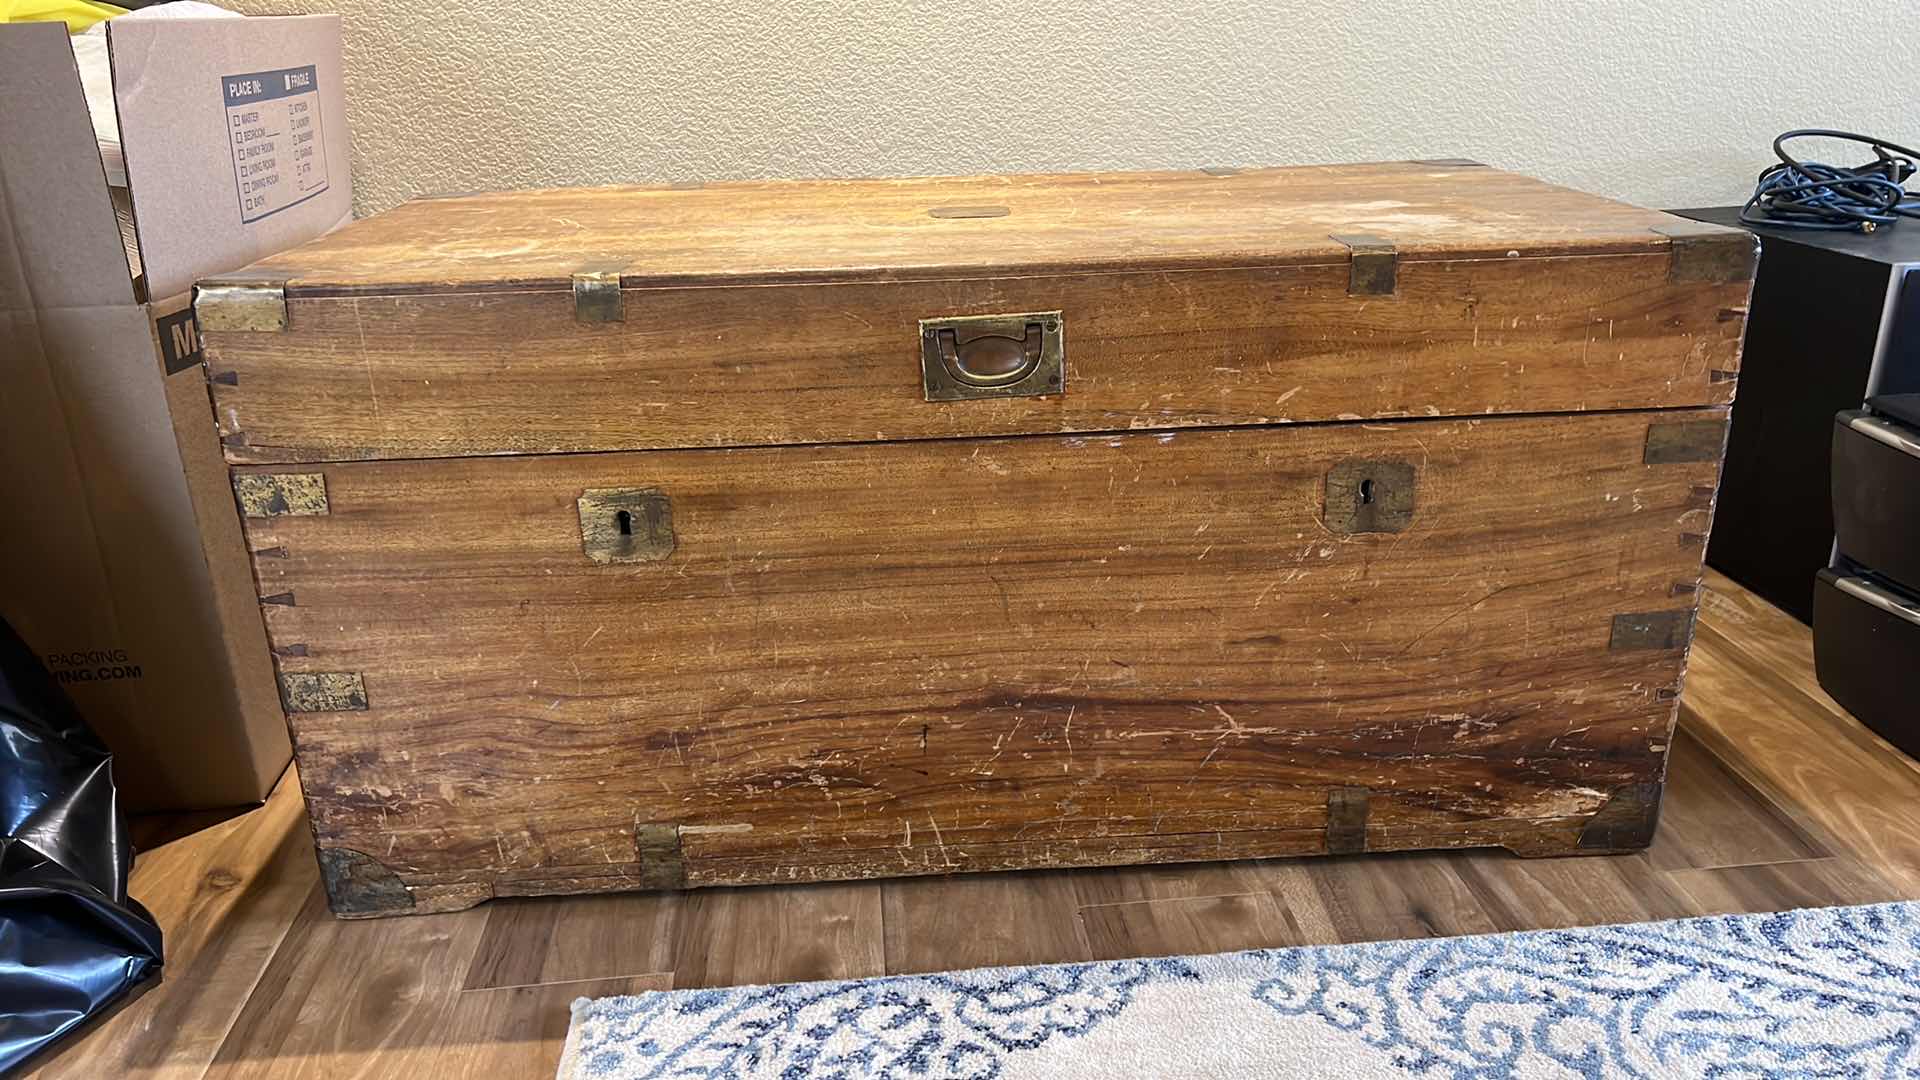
(226, 0, 1915, 217)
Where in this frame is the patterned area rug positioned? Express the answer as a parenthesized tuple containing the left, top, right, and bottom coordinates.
(558, 901, 1920, 1079)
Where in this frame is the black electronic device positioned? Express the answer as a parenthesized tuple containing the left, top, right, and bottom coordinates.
(1672, 207, 1920, 622)
(1815, 393, 1920, 757)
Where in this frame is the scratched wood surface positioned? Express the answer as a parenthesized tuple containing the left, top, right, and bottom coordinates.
(237, 409, 1721, 914)
(205, 253, 1746, 463)
(200, 162, 1752, 464)
(211, 162, 1726, 291)
(26, 575, 1920, 1079)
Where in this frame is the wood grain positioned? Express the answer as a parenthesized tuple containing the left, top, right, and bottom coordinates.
(1448, 848, 1696, 930)
(1679, 576, 1920, 894)
(201, 889, 489, 1080)
(667, 882, 884, 989)
(1660, 859, 1906, 915)
(882, 872, 1092, 974)
(205, 255, 1747, 463)
(438, 976, 671, 1078)
(1696, 568, 1920, 775)
(236, 410, 1719, 910)
(1641, 728, 1828, 872)
(1066, 858, 1258, 908)
(461, 892, 679, 991)
(30, 574, 1920, 1079)
(1288, 853, 1506, 943)
(211, 162, 1736, 292)
(201, 162, 1752, 463)
(1080, 892, 1298, 960)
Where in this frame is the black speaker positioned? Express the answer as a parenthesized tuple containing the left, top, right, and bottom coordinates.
(1815, 394, 1920, 755)
(1832, 397, 1920, 593)
(1814, 570, 1920, 757)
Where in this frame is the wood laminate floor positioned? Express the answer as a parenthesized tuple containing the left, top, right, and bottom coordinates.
(25, 572, 1920, 1079)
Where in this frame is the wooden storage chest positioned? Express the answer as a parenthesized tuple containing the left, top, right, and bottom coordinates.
(195, 162, 1753, 918)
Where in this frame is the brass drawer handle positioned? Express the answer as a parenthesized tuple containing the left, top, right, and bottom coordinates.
(934, 322, 1044, 386)
(919, 311, 1064, 402)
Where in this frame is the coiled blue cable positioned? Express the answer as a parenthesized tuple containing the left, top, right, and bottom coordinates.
(1741, 129, 1920, 232)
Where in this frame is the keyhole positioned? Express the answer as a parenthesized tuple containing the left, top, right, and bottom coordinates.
(615, 509, 633, 536)
(1358, 478, 1376, 505)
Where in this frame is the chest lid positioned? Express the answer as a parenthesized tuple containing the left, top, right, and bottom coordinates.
(197, 161, 1753, 464)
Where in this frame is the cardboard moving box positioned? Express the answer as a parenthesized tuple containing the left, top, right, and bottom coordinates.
(0, 14, 352, 810)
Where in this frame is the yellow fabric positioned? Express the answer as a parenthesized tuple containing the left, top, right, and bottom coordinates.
(2, 0, 129, 32)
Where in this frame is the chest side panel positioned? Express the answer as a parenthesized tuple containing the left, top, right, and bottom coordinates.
(238, 409, 1721, 906)
(206, 254, 1744, 463)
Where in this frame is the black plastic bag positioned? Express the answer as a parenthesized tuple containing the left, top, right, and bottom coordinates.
(0, 618, 161, 1074)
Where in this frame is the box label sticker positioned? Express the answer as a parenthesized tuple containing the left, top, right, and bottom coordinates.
(155, 307, 203, 374)
(222, 65, 329, 223)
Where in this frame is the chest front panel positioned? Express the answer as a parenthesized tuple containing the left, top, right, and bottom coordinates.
(239, 409, 1719, 910)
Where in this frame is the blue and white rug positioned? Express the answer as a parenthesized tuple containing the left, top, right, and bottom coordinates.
(558, 901, 1920, 1079)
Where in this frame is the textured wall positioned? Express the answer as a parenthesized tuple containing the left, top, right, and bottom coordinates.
(224, 0, 1913, 217)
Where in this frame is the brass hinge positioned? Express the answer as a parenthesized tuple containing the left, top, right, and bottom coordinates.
(1329, 233, 1398, 296)
(572, 271, 624, 323)
(196, 281, 288, 333)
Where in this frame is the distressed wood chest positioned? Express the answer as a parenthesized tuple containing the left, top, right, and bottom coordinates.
(195, 162, 1753, 918)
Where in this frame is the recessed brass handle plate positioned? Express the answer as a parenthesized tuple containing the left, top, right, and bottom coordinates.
(919, 312, 1064, 402)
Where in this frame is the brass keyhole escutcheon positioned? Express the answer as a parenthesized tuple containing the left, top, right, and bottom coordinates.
(1325, 460, 1416, 534)
(579, 489, 675, 564)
